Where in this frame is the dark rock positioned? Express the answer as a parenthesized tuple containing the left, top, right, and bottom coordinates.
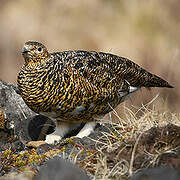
(158, 152, 180, 170)
(20, 115, 56, 142)
(0, 80, 35, 143)
(28, 115, 55, 140)
(34, 157, 90, 180)
(131, 166, 180, 180)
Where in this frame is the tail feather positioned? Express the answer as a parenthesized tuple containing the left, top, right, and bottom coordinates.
(144, 73, 173, 88)
(116, 56, 173, 89)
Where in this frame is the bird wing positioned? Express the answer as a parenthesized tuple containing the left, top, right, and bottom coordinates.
(53, 51, 132, 101)
(48, 50, 172, 119)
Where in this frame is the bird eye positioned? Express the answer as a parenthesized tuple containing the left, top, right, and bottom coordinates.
(37, 47, 42, 52)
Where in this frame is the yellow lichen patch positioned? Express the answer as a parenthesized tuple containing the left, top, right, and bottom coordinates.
(0, 148, 47, 172)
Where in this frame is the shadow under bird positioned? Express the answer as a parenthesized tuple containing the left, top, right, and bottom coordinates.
(17, 41, 173, 144)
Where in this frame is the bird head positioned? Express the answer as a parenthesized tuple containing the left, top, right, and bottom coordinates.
(22, 41, 51, 67)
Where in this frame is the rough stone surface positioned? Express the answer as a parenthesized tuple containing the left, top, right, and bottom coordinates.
(34, 157, 90, 180)
(131, 167, 180, 180)
(0, 80, 35, 143)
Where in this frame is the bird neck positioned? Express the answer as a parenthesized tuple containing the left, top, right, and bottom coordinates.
(23, 57, 51, 71)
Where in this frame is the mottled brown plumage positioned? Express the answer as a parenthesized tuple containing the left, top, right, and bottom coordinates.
(17, 41, 173, 126)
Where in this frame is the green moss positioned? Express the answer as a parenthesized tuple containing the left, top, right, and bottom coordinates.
(0, 148, 47, 173)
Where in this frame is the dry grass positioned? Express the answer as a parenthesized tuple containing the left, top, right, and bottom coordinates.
(74, 98, 180, 179)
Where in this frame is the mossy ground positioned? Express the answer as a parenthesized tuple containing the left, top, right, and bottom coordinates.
(0, 102, 179, 179)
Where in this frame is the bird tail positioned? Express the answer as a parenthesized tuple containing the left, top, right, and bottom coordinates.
(114, 55, 173, 89)
(143, 73, 173, 88)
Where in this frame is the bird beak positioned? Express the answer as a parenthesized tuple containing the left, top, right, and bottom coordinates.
(21, 46, 29, 54)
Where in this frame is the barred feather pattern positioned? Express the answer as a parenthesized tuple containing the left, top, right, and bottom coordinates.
(17, 41, 173, 123)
